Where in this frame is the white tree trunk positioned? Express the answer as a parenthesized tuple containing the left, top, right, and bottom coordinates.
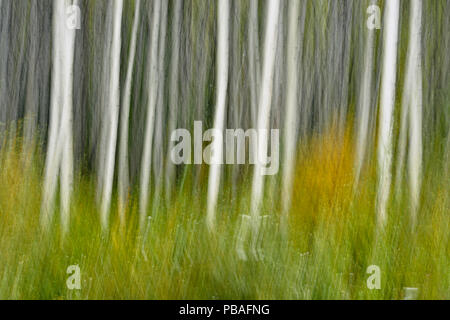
(96, 9, 114, 206)
(395, 0, 423, 229)
(250, 0, 280, 222)
(407, 0, 423, 228)
(355, 0, 376, 187)
(100, 0, 123, 229)
(140, 0, 161, 228)
(281, 0, 300, 230)
(41, 0, 64, 228)
(230, 0, 243, 200)
(206, 0, 229, 231)
(165, 0, 182, 205)
(248, 0, 261, 128)
(377, 0, 400, 228)
(236, 0, 280, 260)
(151, 0, 168, 218)
(41, 0, 76, 234)
(118, 0, 141, 226)
(59, 0, 77, 233)
(395, 73, 411, 196)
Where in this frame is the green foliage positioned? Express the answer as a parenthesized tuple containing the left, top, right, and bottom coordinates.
(0, 134, 447, 300)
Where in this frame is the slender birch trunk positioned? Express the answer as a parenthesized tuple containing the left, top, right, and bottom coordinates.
(151, 0, 168, 217)
(206, 0, 229, 231)
(59, 0, 77, 233)
(118, 0, 141, 226)
(355, 0, 377, 187)
(230, 1, 242, 200)
(41, 0, 77, 234)
(41, 0, 64, 228)
(248, 0, 261, 128)
(407, 0, 423, 228)
(377, 0, 400, 228)
(165, 0, 182, 205)
(395, 75, 410, 196)
(140, 0, 161, 228)
(96, 5, 114, 206)
(100, 0, 123, 229)
(250, 0, 280, 224)
(237, 0, 280, 260)
(281, 0, 301, 231)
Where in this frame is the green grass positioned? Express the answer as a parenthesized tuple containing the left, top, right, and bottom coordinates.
(0, 132, 448, 300)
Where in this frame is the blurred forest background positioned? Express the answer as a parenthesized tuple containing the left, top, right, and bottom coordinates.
(0, 0, 448, 299)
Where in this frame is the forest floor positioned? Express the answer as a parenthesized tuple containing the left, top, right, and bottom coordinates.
(0, 132, 448, 299)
